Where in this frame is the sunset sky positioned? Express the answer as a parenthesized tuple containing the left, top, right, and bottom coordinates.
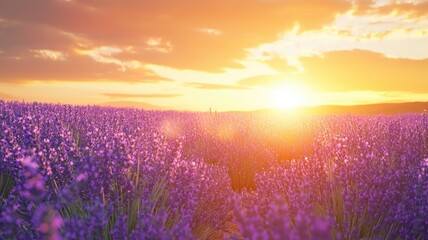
(0, 0, 427, 111)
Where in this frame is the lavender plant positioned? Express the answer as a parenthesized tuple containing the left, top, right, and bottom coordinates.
(1, 100, 428, 239)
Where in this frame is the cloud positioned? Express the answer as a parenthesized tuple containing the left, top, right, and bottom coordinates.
(144, 38, 173, 53)
(247, 12, 428, 71)
(300, 50, 428, 92)
(0, 49, 170, 83)
(0, 0, 351, 73)
(31, 49, 67, 61)
(360, 1, 428, 18)
(239, 50, 428, 93)
(146, 60, 278, 86)
(186, 82, 249, 90)
(102, 93, 181, 99)
(81, 46, 141, 71)
(260, 57, 299, 72)
(238, 74, 292, 87)
(0, 18, 171, 83)
(199, 28, 222, 36)
(0, 20, 76, 54)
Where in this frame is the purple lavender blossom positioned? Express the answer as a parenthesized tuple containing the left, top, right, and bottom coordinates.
(1, 101, 428, 239)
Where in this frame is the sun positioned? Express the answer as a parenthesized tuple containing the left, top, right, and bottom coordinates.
(271, 83, 308, 110)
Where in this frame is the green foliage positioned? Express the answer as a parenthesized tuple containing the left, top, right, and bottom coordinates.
(0, 172, 15, 207)
(59, 199, 86, 220)
(108, 161, 180, 238)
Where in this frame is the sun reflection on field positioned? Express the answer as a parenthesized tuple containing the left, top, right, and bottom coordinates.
(160, 119, 183, 139)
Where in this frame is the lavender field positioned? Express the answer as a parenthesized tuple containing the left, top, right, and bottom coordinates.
(1, 101, 427, 240)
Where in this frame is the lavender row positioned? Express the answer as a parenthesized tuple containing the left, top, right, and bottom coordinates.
(1, 100, 427, 239)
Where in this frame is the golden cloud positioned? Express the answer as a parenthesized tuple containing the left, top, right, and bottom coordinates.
(239, 50, 428, 93)
(0, 0, 351, 75)
(102, 93, 182, 99)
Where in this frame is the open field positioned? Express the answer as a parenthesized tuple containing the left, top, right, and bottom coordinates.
(1, 101, 428, 239)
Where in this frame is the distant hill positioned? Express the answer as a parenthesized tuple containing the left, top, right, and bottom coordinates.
(256, 102, 428, 115)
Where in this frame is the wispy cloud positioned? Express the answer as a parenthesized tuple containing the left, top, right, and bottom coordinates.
(361, 1, 428, 18)
(145, 37, 173, 53)
(186, 82, 249, 90)
(199, 28, 222, 36)
(79, 46, 141, 71)
(31, 49, 67, 61)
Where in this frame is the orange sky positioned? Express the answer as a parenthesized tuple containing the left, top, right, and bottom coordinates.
(1, 0, 428, 111)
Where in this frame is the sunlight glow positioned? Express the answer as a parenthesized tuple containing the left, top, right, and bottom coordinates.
(271, 82, 308, 109)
